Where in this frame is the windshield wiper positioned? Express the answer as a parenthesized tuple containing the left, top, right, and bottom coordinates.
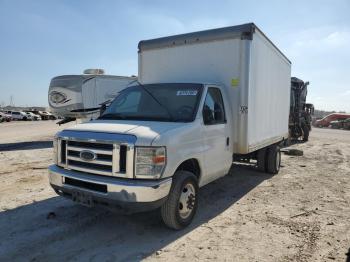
(98, 113, 128, 120)
(136, 81, 174, 121)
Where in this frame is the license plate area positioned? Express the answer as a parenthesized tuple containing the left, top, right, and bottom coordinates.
(64, 177, 107, 193)
(72, 190, 93, 207)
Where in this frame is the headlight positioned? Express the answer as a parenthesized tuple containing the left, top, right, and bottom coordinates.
(53, 137, 58, 165)
(135, 147, 166, 179)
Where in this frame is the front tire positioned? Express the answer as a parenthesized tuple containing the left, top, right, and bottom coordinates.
(161, 171, 198, 230)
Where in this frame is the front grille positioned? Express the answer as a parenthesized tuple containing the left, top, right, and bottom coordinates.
(58, 139, 132, 178)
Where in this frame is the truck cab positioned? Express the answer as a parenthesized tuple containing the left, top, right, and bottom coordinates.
(49, 82, 233, 227)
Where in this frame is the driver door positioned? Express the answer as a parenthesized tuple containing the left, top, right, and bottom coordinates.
(201, 87, 231, 185)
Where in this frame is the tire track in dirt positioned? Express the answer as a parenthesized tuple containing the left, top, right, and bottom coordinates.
(266, 216, 320, 262)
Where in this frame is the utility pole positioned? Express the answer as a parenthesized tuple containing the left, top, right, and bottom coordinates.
(10, 95, 14, 107)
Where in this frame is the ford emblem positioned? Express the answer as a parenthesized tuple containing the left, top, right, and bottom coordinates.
(80, 150, 97, 161)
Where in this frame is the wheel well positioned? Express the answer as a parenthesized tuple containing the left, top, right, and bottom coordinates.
(176, 159, 201, 180)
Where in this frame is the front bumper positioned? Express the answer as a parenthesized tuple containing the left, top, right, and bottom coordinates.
(48, 165, 172, 213)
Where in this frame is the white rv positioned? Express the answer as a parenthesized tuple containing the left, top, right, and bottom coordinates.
(48, 69, 137, 121)
(49, 23, 291, 229)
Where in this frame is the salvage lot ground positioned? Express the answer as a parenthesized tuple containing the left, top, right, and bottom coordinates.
(0, 121, 349, 261)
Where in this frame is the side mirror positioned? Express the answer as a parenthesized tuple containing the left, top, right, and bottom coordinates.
(100, 104, 107, 116)
(99, 99, 111, 116)
(203, 106, 213, 124)
(214, 103, 223, 121)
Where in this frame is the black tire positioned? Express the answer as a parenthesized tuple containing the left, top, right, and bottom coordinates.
(302, 123, 309, 142)
(23, 117, 27, 121)
(257, 148, 267, 172)
(266, 145, 281, 175)
(161, 171, 198, 230)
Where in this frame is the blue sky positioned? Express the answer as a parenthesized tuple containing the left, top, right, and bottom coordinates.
(0, 0, 349, 111)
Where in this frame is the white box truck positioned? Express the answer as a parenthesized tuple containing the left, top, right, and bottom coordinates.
(48, 23, 291, 229)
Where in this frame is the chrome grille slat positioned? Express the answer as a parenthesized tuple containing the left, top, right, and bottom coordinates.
(67, 146, 113, 155)
(67, 155, 113, 166)
(113, 144, 120, 174)
(126, 147, 134, 177)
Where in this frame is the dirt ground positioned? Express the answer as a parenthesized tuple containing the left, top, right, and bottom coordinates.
(0, 121, 349, 262)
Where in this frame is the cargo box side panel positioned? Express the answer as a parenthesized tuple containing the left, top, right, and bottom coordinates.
(139, 39, 241, 87)
(82, 77, 136, 110)
(247, 31, 291, 152)
(82, 78, 97, 110)
(94, 78, 134, 105)
(139, 39, 244, 151)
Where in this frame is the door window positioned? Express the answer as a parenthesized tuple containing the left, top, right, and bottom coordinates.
(202, 87, 226, 125)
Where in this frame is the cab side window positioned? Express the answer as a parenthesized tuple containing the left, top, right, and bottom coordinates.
(202, 87, 226, 125)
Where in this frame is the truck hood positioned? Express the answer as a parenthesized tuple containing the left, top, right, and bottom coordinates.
(65, 120, 185, 146)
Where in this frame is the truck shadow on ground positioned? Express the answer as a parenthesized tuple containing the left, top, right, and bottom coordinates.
(0, 141, 52, 152)
(0, 164, 272, 261)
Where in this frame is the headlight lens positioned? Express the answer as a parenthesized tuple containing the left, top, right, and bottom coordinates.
(135, 147, 166, 179)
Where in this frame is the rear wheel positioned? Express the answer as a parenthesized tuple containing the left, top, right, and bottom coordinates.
(266, 145, 281, 174)
(257, 148, 267, 172)
(161, 171, 198, 230)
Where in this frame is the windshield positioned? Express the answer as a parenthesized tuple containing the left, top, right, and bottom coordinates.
(99, 83, 203, 122)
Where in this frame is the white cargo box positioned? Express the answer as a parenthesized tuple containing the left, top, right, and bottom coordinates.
(138, 23, 291, 154)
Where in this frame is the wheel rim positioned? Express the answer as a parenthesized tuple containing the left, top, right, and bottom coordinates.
(178, 183, 196, 219)
(276, 151, 281, 171)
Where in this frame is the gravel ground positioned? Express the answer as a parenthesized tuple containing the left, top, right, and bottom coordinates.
(0, 121, 349, 262)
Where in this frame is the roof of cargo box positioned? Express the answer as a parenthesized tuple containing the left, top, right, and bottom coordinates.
(138, 22, 291, 64)
(51, 75, 137, 81)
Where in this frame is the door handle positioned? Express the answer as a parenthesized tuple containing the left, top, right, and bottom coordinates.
(226, 137, 229, 146)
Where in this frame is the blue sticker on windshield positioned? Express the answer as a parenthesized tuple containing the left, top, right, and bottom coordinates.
(176, 90, 198, 96)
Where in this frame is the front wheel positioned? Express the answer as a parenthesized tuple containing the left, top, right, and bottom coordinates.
(161, 171, 198, 230)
